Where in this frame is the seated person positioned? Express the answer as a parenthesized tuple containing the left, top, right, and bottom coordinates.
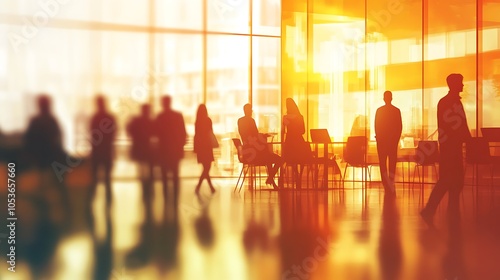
(238, 103, 283, 189)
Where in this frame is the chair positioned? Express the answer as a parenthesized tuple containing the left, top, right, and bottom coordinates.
(397, 136, 416, 183)
(310, 129, 342, 188)
(342, 136, 373, 188)
(412, 141, 439, 184)
(465, 137, 500, 186)
(232, 138, 268, 192)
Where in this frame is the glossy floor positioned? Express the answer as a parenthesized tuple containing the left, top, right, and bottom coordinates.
(1, 158, 500, 280)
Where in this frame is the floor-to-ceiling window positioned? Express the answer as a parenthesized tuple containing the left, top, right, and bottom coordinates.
(281, 0, 500, 145)
(0, 0, 281, 158)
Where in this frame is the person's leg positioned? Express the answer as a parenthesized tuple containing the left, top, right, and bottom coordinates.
(388, 142, 398, 189)
(447, 165, 464, 220)
(195, 162, 207, 193)
(377, 142, 389, 189)
(104, 161, 113, 207)
(161, 163, 168, 201)
(203, 162, 215, 192)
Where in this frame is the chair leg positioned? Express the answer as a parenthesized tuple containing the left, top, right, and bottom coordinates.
(234, 165, 245, 192)
(342, 164, 348, 189)
(238, 165, 249, 193)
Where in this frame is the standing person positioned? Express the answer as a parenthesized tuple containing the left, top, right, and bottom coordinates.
(281, 98, 313, 188)
(420, 73, 471, 226)
(24, 94, 71, 223)
(374, 90, 402, 194)
(194, 104, 216, 194)
(89, 95, 117, 207)
(127, 104, 154, 213)
(127, 104, 154, 182)
(155, 96, 187, 203)
(238, 103, 283, 189)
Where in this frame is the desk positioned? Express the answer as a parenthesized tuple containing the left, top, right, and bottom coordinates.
(311, 141, 345, 188)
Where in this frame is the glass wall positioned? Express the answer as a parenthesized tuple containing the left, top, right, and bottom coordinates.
(281, 0, 499, 143)
(0, 0, 281, 155)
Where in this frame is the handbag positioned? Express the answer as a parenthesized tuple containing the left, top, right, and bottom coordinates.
(210, 132, 219, 148)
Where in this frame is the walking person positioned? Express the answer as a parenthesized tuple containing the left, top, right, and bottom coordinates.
(374, 90, 402, 194)
(194, 104, 216, 194)
(420, 73, 471, 226)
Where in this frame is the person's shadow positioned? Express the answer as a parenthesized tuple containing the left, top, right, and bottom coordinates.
(378, 193, 402, 280)
(194, 193, 215, 249)
(442, 203, 466, 279)
(92, 209, 113, 280)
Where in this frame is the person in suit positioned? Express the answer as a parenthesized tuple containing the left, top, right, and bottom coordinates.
(194, 104, 216, 194)
(238, 103, 283, 189)
(127, 104, 154, 210)
(281, 98, 313, 188)
(420, 73, 471, 226)
(155, 96, 187, 203)
(24, 94, 65, 168)
(24, 94, 71, 225)
(89, 95, 117, 206)
(374, 91, 402, 194)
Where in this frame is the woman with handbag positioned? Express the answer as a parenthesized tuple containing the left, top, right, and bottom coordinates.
(194, 104, 216, 194)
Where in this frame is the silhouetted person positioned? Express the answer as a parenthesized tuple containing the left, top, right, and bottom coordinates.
(24, 94, 71, 225)
(194, 104, 216, 194)
(24, 95, 65, 168)
(238, 103, 283, 189)
(127, 104, 154, 182)
(281, 98, 313, 188)
(375, 91, 402, 194)
(127, 104, 154, 210)
(155, 96, 186, 207)
(421, 73, 471, 226)
(89, 95, 117, 207)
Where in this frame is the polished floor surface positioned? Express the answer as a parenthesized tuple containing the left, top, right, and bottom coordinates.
(1, 156, 500, 280)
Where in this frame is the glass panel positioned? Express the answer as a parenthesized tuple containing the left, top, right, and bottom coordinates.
(155, 34, 204, 145)
(155, 0, 202, 29)
(206, 35, 249, 137)
(424, 0, 477, 139)
(481, 3, 500, 129)
(252, 37, 280, 134)
(0, 27, 149, 154)
(253, 0, 280, 36)
(207, 0, 250, 34)
(367, 0, 423, 143)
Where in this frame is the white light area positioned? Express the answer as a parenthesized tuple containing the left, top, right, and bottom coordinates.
(53, 234, 93, 280)
(483, 28, 499, 52)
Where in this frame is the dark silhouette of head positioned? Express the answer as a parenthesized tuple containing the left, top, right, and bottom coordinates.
(162, 96, 172, 111)
(383, 91, 393, 104)
(243, 103, 252, 117)
(196, 104, 208, 121)
(37, 94, 51, 115)
(446, 73, 464, 94)
(141, 104, 150, 118)
(96, 95, 107, 113)
(286, 98, 300, 115)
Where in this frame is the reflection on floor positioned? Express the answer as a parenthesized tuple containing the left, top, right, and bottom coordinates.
(0, 156, 500, 280)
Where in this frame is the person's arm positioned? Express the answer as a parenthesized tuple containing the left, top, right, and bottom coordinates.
(396, 108, 403, 138)
(374, 109, 379, 139)
(459, 103, 472, 142)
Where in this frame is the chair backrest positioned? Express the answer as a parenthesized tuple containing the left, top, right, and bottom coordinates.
(414, 141, 439, 165)
(231, 138, 245, 163)
(466, 137, 491, 164)
(310, 129, 332, 143)
(481, 128, 500, 142)
(344, 136, 367, 165)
